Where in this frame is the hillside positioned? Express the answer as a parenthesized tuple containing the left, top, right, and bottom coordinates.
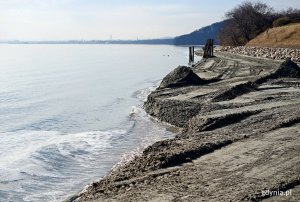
(246, 23, 300, 48)
(174, 21, 226, 45)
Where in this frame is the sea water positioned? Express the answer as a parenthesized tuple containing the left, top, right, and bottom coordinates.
(0, 44, 198, 201)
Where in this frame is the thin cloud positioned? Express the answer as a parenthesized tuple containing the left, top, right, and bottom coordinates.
(0, 0, 298, 40)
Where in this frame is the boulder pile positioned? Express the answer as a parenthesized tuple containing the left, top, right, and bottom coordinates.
(219, 46, 300, 63)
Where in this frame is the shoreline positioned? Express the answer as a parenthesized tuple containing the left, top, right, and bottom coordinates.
(68, 51, 300, 201)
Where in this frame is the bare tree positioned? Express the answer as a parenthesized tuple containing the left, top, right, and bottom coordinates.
(218, 20, 244, 46)
(219, 1, 274, 46)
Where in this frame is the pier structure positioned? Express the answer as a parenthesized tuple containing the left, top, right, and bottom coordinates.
(203, 39, 214, 58)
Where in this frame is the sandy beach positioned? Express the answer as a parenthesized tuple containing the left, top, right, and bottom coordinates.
(68, 51, 300, 202)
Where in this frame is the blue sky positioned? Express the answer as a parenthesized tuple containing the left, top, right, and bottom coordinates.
(0, 0, 299, 40)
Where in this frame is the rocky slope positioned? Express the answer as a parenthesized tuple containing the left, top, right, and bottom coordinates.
(67, 52, 300, 202)
(219, 46, 300, 62)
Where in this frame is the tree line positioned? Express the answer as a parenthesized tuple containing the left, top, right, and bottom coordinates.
(218, 1, 300, 46)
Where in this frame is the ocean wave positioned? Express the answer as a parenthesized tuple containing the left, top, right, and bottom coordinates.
(0, 82, 175, 201)
(132, 80, 161, 102)
(0, 100, 176, 201)
(0, 129, 127, 201)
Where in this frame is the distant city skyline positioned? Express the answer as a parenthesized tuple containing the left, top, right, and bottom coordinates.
(0, 0, 299, 41)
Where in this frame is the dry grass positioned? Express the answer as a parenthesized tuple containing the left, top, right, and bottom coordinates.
(246, 23, 300, 48)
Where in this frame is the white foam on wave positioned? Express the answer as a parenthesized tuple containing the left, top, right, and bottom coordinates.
(0, 129, 127, 201)
(135, 86, 156, 102)
(1, 82, 175, 201)
(129, 106, 141, 116)
(134, 80, 161, 102)
(113, 105, 176, 171)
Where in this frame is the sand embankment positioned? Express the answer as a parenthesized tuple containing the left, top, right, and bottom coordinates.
(246, 23, 300, 48)
(68, 52, 300, 202)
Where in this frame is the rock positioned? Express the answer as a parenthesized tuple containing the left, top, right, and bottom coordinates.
(159, 66, 204, 89)
(218, 46, 300, 63)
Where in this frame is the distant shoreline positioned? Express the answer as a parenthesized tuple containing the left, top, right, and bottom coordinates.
(0, 39, 174, 45)
(0, 41, 205, 46)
